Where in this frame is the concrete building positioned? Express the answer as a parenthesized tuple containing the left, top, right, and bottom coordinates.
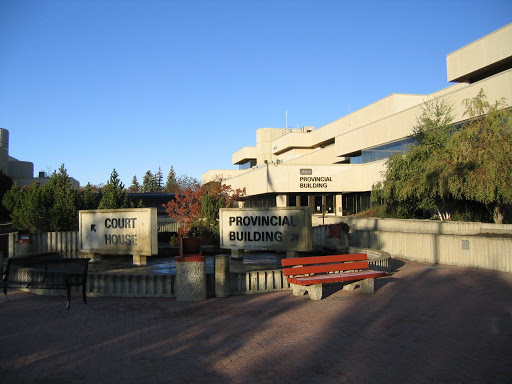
(0, 128, 79, 188)
(202, 23, 512, 216)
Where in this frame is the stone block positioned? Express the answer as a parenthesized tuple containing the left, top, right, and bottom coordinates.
(176, 256, 207, 302)
(361, 278, 374, 294)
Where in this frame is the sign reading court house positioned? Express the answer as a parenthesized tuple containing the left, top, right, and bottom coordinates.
(79, 208, 158, 258)
(219, 207, 312, 252)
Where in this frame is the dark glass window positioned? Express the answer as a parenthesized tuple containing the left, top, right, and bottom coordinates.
(350, 137, 416, 164)
(326, 195, 334, 213)
(239, 160, 257, 170)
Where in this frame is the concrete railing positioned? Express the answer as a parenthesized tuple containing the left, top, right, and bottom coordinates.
(8, 231, 80, 258)
(230, 269, 290, 295)
(312, 217, 512, 272)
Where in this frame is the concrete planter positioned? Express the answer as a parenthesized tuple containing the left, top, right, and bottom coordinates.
(175, 256, 207, 302)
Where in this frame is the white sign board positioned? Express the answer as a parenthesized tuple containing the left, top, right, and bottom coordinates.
(219, 207, 312, 252)
(79, 208, 158, 256)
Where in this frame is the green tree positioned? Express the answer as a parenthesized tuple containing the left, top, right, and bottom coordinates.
(98, 169, 128, 209)
(141, 170, 157, 193)
(46, 164, 80, 231)
(165, 166, 179, 193)
(3, 182, 45, 232)
(155, 166, 164, 192)
(2, 164, 84, 231)
(0, 171, 13, 222)
(79, 183, 99, 210)
(445, 90, 512, 223)
(374, 98, 455, 219)
(129, 175, 140, 193)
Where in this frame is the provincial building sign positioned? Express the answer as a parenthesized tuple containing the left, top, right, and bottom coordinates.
(219, 207, 312, 252)
(298, 168, 334, 189)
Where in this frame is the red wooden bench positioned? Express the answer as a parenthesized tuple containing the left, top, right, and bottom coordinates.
(281, 253, 386, 300)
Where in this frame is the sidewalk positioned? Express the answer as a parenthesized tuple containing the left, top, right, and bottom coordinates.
(1, 259, 511, 383)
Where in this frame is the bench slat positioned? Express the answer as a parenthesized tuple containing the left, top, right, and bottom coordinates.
(281, 253, 367, 267)
(288, 270, 386, 286)
(283, 261, 369, 276)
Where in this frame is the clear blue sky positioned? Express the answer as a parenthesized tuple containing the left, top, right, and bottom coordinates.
(1, 0, 510, 187)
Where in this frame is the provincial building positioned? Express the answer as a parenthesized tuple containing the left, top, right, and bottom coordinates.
(202, 24, 512, 217)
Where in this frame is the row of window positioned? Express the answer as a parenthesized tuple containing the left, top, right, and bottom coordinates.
(287, 194, 335, 214)
(242, 192, 374, 215)
(350, 137, 416, 164)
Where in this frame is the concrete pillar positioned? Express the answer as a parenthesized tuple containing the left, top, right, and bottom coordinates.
(175, 256, 207, 301)
(296, 196, 301, 207)
(308, 195, 315, 210)
(215, 254, 230, 298)
(8, 233, 16, 257)
(231, 249, 244, 260)
(87, 253, 102, 263)
(276, 194, 288, 207)
(286, 251, 299, 258)
(133, 254, 148, 266)
(336, 194, 343, 216)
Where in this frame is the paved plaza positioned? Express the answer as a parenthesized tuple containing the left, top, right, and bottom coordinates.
(1, 259, 511, 383)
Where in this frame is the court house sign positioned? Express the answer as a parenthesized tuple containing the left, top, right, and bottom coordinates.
(79, 208, 158, 265)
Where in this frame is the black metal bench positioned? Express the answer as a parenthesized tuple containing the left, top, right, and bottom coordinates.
(1, 257, 90, 309)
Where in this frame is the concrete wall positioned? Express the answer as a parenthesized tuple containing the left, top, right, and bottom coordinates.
(447, 22, 512, 82)
(311, 216, 512, 272)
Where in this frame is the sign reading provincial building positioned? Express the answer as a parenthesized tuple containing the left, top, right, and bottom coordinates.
(79, 208, 158, 257)
(298, 168, 334, 189)
(219, 207, 312, 252)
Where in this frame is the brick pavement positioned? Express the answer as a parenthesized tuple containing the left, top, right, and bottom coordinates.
(1, 259, 511, 383)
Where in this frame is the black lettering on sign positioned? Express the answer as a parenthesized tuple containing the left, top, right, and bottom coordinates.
(104, 234, 138, 246)
(228, 215, 298, 227)
(227, 231, 284, 242)
(105, 218, 138, 229)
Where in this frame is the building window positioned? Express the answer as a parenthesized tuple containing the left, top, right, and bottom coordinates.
(350, 137, 416, 164)
(326, 195, 334, 213)
(288, 194, 297, 206)
(239, 159, 257, 170)
(314, 196, 323, 213)
(342, 192, 371, 215)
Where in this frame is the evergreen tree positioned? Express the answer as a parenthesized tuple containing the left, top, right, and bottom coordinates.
(98, 169, 128, 209)
(47, 164, 80, 231)
(79, 183, 99, 210)
(141, 170, 155, 193)
(155, 166, 164, 192)
(165, 166, 179, 193)
(3, 182, 45, 232)
(129, 175, 140, 193)
(0, 171, 13, 222)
